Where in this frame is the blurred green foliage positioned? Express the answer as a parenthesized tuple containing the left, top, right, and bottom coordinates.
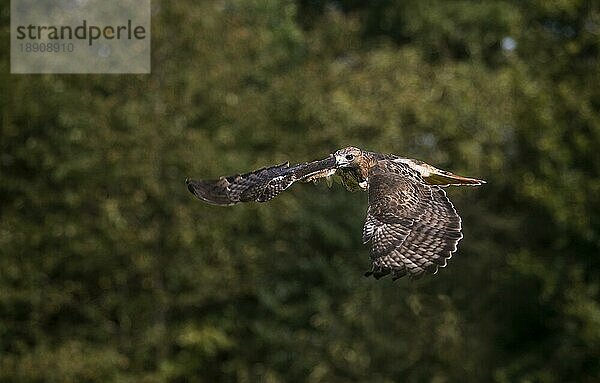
(1, 0, 600, 382)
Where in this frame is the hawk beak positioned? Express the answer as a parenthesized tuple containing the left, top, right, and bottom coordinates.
(335, 155, 351, 167)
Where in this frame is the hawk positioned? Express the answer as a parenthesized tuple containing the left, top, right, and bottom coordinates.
(186, 147, 485, 280)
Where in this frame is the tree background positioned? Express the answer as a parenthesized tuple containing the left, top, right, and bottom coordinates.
(1, 1, 599, 382)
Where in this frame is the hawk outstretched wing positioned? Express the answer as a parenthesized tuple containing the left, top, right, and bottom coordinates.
(186, 156, 337, 206)
(362, 160, 462, 280)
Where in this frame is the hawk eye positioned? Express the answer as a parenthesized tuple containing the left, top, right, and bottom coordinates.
(345, 154, 354, 161)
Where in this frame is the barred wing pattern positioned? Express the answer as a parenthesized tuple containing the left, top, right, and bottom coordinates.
(363, 160, 462, 280)
(186, 156, 336, 206)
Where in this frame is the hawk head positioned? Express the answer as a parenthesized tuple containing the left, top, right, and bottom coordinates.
(334, 146, 363, 168)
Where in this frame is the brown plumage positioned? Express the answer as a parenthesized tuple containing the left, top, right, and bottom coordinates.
(186, 146, 485, 280)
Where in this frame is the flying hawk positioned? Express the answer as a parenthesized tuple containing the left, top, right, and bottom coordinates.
(186, 147, 485, 280)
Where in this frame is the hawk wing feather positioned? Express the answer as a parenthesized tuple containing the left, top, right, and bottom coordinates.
(186, 156, 336, 206)
(368, 152, 486, 186)
(394, 157, 486, 186)
(363, 160, 463, 280)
